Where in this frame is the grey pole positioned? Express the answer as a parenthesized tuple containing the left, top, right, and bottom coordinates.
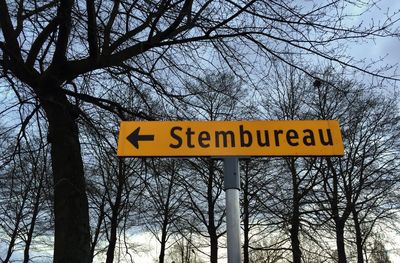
(223, 157, 241, 263)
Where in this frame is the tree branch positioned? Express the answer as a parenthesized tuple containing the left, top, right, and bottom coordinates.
(26, 19, 58, 67)
(102, 0, 120, 53)
(0, 0, 24, 64)
(51, 0, 73, 67)
(86, 0, 99, 60)
(62, 89, 154, 121)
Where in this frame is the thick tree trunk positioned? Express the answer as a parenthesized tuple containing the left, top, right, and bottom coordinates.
(39, 87, 90, 263)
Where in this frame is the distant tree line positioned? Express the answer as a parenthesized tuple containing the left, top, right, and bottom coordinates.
(1, 68, 399, 263)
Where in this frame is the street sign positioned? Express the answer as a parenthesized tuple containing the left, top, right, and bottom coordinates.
(117, 120, 344, 157)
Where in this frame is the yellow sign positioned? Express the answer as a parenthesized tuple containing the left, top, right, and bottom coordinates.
(117, 120, 344, 157)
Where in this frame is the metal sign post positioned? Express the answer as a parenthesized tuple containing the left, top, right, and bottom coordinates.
(224, 157, 241, 263)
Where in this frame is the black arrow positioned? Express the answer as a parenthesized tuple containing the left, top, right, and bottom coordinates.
(126, 127, 155, 149)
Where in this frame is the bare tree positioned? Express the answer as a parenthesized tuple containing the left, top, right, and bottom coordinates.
(82, 110, 147, 263)
(308, 69, 400, 263)
(167, 231, 205, 263)
(176, 72, 248, 262)
(259, 63, 324, 263)
(141, 159, 187, 263)
(0, 137, 51, 263)
(241, 159, 273, 263)
(369, 238, 392, 263)
(1, 1, 399, 262)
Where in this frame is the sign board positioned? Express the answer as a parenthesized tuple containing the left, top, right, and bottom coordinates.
(117, 120, 344, 157)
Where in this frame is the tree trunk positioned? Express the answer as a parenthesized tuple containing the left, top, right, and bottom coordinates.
(159, 226, 167, 263)
(335, 220, 347, 263)
(208, 162, 218, 263)
(352, 209, 364, 263)
(326, 158, 347, 263)
(106, 161, 125, 263)
(290, 204, 302, 263)
(105, 200, 121, 263)
(210, 233, 218, 263)
(289, 159, 302, 263)
(158, 168, 177, 263)
(90, 194, 106, 262)
(39, 87, 90, 263)
(159, 203, 170, 263)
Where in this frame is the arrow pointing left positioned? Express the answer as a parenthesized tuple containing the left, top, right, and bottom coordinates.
(126, 127, 155, 149)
